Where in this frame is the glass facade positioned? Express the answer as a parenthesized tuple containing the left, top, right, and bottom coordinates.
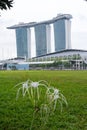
(16, 28, 28, 58)
(35, 24, 47, 56)
(10, 14, 72, 58)
(53, 19, 66, 52)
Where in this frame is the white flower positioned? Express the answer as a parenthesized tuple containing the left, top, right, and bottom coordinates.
(54, 95, 59, 100)
(54, 89, 59, 95)
(23, 81, 28, 88)
(31, 82, 39, 88)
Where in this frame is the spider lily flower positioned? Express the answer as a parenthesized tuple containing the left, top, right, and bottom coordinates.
(15, 80, 49, 106)
(29, 80, 50, 106)
(54, 88, 59, 95)
(22, 80, 30, 97)
(46, 87, 67, 111)
(54, 94, 59, 100)
(31, 80, 49, 89)
(30, 82, 39, 88)
(16, 80, 30, 99)
(15, 79, 68, 129)
(15, 80, 67, 108)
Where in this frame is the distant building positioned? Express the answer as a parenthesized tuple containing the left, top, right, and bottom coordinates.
(1, 49, 87, 70)
(0, 57, 29, 70)
(16, 28, 28, 58)
(34, 24, 47, 56)
(53, 18, 71, 51)
(7, 62, 29, 70)
(30, 49, 87, 70)
(8, 14, 72, 58)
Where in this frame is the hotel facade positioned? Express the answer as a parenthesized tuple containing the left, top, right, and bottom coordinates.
(8, 14, 72, 58)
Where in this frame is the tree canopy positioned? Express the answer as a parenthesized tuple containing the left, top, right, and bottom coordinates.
(0, 0, 13, 10)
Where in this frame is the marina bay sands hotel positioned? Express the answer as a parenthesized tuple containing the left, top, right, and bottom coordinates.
(8, 14, 72, 58)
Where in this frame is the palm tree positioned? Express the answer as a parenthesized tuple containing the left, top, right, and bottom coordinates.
(0, 0, 13, 10)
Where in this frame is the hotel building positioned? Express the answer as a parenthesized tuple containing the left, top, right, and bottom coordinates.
(8, 14, 72, 58)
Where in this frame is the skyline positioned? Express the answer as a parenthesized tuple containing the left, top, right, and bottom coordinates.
(0, 0, 87, 59)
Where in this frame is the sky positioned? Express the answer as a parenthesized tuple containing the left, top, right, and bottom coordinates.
(0, 0, 87, 60)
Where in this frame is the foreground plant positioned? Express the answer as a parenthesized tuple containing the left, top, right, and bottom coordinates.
(14, 79, 67, 130)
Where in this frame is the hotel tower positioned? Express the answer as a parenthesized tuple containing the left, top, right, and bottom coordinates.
(8, 14, 72, 58)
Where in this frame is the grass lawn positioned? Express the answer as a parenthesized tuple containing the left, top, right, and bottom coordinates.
(0, 70, 87, 130)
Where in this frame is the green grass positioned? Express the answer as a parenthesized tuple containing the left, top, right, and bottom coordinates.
(0, 70, 87, 130)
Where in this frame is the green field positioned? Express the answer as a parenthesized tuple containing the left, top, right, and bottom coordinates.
(0, 70, 87, 130)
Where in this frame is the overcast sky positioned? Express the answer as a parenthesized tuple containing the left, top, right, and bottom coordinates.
(0, 0, 87, 60)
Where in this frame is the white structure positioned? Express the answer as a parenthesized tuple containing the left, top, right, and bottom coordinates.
(27, 28, 31, 58)
(46, 24, 51, 53)
(65, 20, 71, 49)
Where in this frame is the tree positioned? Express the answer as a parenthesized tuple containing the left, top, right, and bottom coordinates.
(0, 0, 13, 10)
